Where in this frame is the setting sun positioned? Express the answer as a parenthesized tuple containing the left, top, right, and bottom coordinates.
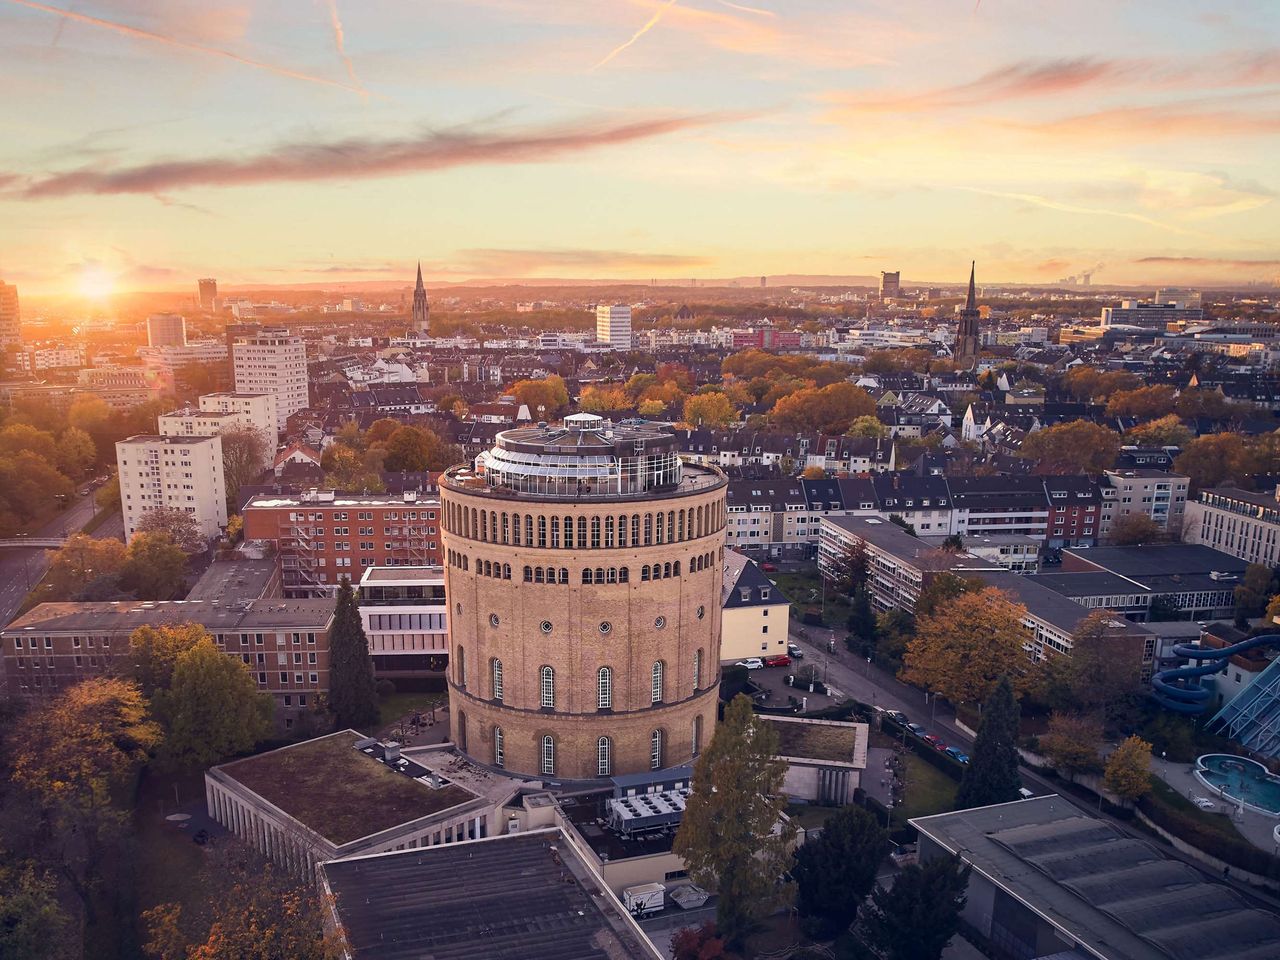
(77, 264, 116, 300)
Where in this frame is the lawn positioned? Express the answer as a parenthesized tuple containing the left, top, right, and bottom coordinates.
(1148, 778, 1250, 842)
(897, 753, 958, 823)
(768, 570, 851, 631)
(131, 767, 215, 943)
(379, 689, 447, 727)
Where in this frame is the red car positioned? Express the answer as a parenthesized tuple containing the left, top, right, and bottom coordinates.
(763, 654, 792, 668)
(761, 562, 778, 572)
(922, 735, 946, 751)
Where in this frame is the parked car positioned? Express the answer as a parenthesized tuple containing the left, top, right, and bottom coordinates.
(735, 658, 765, 670)
(922, 734, 946, 751)
(763, 654, 791, 668)
(761, 562, 778, 572)
(885, 711, 909, 726)
(787, 643, 804, 659)
(1191, 796, 1216, 810)
(945, 747, 970, 764)
(906, 723, 927, 737)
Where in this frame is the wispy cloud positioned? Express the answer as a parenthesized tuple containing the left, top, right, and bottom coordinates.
(4, 0, 362, 95)
(958, 186, 1203, 237)
(1133, 256, 1280, 268)
(5, 113, 741, 198)
(1012, 98, 1280, 141)
(323, 0, 366, 96)
(715, 1, 775, 16)
(455, 248, 712, 274)
(593, 0, 679, 70)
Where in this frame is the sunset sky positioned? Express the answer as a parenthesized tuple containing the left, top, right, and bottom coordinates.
(2, 0, 1278, 295)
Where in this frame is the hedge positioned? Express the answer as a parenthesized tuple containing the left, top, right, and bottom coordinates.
(1139, 784, 1280, 882)
(879, 715, 967, 781)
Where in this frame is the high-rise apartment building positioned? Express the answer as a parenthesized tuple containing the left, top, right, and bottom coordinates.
(146, 313, 186, 347)
(595, 304, 632, 351)
(197, 278, 218, 310)
(231, 327, 308, 434)
(440, 414, 726, 778)
(0, 281, 19, 346)
(879, 271, 901, 300)
(158, 392, 276, 468)
(116, 434, 228, 543)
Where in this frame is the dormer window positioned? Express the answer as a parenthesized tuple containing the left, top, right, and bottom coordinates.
(761, 588, 770, 600)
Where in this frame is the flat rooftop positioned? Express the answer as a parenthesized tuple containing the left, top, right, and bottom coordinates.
(2, 598, 333, 634)
(359, 565, 444, 585)
(763, 716, 869, 766)
(322, 829, 659, 960)
(185, 559, 278, 603)
(219, 731, 476, 846)
(560, 792, 677, 863)
(913, 796, 1280, 960)
(245, 492, 440, 508)
(117, 433, 218, 445)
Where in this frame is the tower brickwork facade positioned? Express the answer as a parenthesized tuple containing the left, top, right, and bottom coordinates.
(955, 261, 981, 366)
(441, 415, 726, 780)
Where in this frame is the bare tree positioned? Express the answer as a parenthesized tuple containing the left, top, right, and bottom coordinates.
(220, 427, 271, 515)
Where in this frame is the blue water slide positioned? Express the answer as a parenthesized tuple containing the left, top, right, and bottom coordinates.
(1151, 633, 1280, 714)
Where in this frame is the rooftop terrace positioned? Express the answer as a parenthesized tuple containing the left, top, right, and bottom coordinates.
(763, 716, 869, 765)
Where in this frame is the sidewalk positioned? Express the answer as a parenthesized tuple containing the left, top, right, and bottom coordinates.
(1153, 755, 1280, 852)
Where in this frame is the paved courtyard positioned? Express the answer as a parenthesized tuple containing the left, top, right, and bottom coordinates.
(1151, 755, 1280, 854)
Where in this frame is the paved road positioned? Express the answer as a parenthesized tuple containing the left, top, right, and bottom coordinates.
(0, 493, 121, 628)
(786, 624, 1280, 911)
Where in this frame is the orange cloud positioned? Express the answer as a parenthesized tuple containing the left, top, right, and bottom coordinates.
(1133, 256, 1280, 268)
(1014, 100, 1280, 141)
(4, 0, 362, 95)
(7, 113, 742, 198)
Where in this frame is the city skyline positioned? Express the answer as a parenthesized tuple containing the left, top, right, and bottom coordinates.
(2, 0, 1278, 296)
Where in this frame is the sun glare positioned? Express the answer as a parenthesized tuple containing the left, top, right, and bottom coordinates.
(77, 264, 116, 300)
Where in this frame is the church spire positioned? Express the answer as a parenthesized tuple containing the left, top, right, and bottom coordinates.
(955, 260, 981, 367)
(965, 260, 976, 312)
(411, 261, 429, 336)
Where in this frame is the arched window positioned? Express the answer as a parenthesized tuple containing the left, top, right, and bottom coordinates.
(491, 658, 504, 702)
(631, 515, 641, 545)
(559, 568, 569, 584)
(458, 711, 468, 753)
(641, 565, 651, 582)
(606, 567, 617, 584)
(577, 517, 588, 549)
(534, 567, 545, 584)
(597, 737, 612, 777)
(667, 511, 676, 543)
(502, 563, 511, 580)
(551, 516, 560, 548)
(618, 515, 628, 548)
(692, 716, 703, 758)
(651, 661, 665, 704)
(582, 568, 592, 585)
(494, 727, 504, 767)
(650, 729, 664, 770)
(511, 514, 521, 546)
(619, 567, 629, 583)
(523, 566, 532, 583)
(663, 562, 672, 579)
(673, 561, 681, 577)
(597, 666, 613, 709)
(537, 515, 547, 548)
(678, 510, 685, 542)
(540, 666, 555, 708)
(644, 514, 653, 545)
(605, 516, 614, 548)
(594, 567, 605, 584)
(524, 516, 533, 545)
(456, 645, 466, 688)
(694, 649, 703, 689)
(541, 735, 555, 776)
(501, 512, 509, 544)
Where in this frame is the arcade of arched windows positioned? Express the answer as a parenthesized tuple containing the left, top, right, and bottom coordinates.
(442, 500, 727, 549)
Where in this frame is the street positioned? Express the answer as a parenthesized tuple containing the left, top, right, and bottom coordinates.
(0, 491, 123, 628)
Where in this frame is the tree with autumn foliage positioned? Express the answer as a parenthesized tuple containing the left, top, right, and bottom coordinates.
(1018, 421, 1121, 473)
(1104, 736, 1153, 804)
(901, 587, 1034, 705)
(670, 923, 727, 960)
(9, 678, 161, 938)
(1125, 414, 1192, 448)
(128, 622, 210, 695)
(1040, 712, 1104, 780)
(1108, 512, 1165, 545)
(682, 391, 737, 428)
(673, 695, 795, 949)
(1040, 610, 1143, 721)
(511, 375, 570, 417)
(1105, 385, 1177, 420)
(771, 382, 876, 434)
(135, 506, 207, 553)
(578, 384, 632, 413)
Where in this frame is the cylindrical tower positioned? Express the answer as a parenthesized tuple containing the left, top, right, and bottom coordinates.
(441, 414, 726, 779)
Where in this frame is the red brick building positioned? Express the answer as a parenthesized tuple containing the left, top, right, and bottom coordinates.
(243, 489, 443, 596)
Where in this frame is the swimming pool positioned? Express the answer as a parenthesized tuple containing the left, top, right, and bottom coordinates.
(1195, 754, 1280, 817)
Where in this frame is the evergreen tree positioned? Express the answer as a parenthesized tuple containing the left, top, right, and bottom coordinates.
(860, 855, 970, 960)
(846, 584, 877, 653)
(328, 576, 380, 730)
(673, 695, 795, 949)
(793, 806, 888, 937)
(954, 675, 1022, 810)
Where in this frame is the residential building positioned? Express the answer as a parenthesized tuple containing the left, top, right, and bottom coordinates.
(231, 326, 309, 433)
(17, 343, 86, 372)
(138, 340, 229, 386)
(116, 434, 227, 543)
(950, 476, 1048, 539)
(146, 313, 186, 347)
(871, 474, 955, 535)
(242, 489, 442, 596)
(1184, 486, 1280, 566)
(912, 797, 1280, 960)
(158, 392, 276, 468)
(0, 280, 19, 345)
(1043, 475, 1102, 547)
(925, 534, 1040, 573)
(76, 366, 156, 409)
(357, 566, 448, 680)
(595, 304, 632, 350)
(720, 549, 790, 661)
(1100, 469, 1189, 541)
(197, 278, 217, 310)
(1, 596, 332, 724)
(441, 414, 725, 778)
(726, 478, 809, 558)
(1100, 298, 1204, 329)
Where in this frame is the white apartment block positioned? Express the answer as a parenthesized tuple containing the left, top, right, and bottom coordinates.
(1184, 487, 1280, 567)
(138, 340, 229, 376)
(595, 304, 632, 351)
(232, 327, 309, 433)
(146, 313, 186, 347)
(0, 281, 19, 345)
(158, 392, 276, 469)
(116, 434, 228, 544)
(357, 566, 449, 678)
(1100, 469, 1189, 541)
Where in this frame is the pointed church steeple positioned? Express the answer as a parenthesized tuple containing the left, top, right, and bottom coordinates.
(955, 261, 981, 367)
(416, 261, 424, 288)
(965, 260, 976, 312)
(411, 261, 430, 336)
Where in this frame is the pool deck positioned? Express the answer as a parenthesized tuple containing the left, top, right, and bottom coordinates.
(1152, 755, 1280, 852)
